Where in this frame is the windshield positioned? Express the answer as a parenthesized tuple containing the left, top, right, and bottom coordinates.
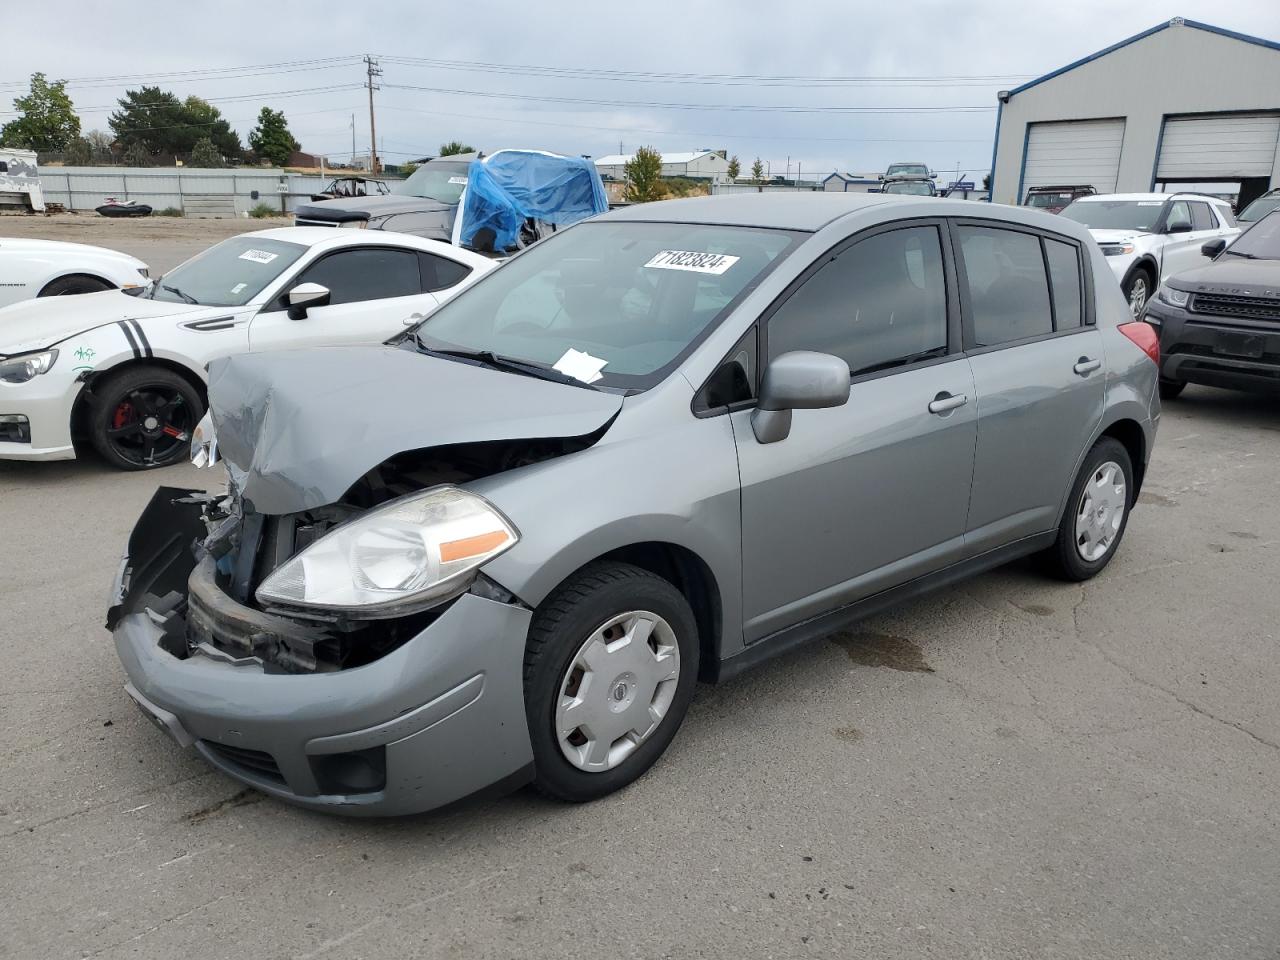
(886, 164, 929, 178)
(1225, 211, 1280, 260)
(412, 221, 798, 389)
(884, 181, 934, 196)
(1060, 199, 1164, 232)
(393, 161, 471, 203)
(149, 236, 306, 306)
(1238, 195, 1280, 223)
(1026, 192, 1073, 208)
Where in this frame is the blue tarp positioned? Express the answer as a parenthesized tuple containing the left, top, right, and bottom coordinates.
(457, 150, 609, 251)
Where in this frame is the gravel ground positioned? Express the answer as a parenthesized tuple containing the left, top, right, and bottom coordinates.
(0, 213, 1278, 959)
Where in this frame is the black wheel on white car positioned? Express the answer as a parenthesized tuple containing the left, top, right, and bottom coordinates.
(523, 562, 699, 803)
(1122, 267, 1154, 318)
(1039, 437, 1134, 582)
(1158, 378, 1186, 400)
(39, 274, 113, 297)
(87, 365, 204, 470)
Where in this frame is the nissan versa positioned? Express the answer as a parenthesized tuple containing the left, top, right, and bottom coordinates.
(108, 194, 1160, 816)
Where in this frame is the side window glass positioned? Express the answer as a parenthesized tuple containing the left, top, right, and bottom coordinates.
(420, 252, 473, 292)
(700, 327, 757, 409)
(957, 226, 1052, 346)
(1190, 202, 1215, 231)
(297, 249, 420, 306)
(1044, 239, 1083, 329)
(1166, 201, 1192, 232)
(767, 226, 948, 376)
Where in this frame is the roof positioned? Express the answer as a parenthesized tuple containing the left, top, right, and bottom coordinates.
(1006, 17, 1280, 99)
(242, 227, 492, 265)
(594, 151, 722, 166)
(822, 171, 881, 183)
(1075, 192, 1230, 204)
(600, 192, 915, 231)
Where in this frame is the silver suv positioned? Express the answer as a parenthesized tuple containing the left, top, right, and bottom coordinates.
(109, 194, 1161, 816)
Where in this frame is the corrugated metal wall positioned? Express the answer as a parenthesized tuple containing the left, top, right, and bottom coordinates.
(37, 167, 335, 216)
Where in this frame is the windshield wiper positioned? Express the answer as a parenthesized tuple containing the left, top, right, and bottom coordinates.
(161, 284, 198, 305)
(1225, 250, 1261, 259)
(852, 346, 948, 378)
(418, 344, 600, 390)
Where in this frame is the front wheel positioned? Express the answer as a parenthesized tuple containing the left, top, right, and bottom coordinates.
(523, 562, 700, 803)
(87, 366, 204, 470)
(1039, 437, 1134, 582)
(1122, 269, 1153, 318)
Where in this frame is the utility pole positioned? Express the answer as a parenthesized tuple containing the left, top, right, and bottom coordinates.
(365, 55, 382, 174)
(350, 114, 356, 167)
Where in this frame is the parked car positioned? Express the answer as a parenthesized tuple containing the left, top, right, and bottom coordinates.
(1023, 184, 1096, 214)
(0, 237, 149, 307)
(294, 154, 477, 236)
(1143, 207, 1280, 399)
(0, 227, 493, 467)
(309, 176, 390, 202)
(1059, 193, 1239, 316)
(1237, 188, 1280, 225)
(108, 193, 1159, 817)
(882, 162, 932, 180)
(881, 179, 937, 197)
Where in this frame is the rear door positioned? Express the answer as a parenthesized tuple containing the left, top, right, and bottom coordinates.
(248, 246, 439, 352)
(1155, 200, 1201, 284)
(955, 221, 1105, 552)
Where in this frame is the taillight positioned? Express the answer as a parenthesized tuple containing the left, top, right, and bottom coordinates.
(1118, 321, 1159, 366)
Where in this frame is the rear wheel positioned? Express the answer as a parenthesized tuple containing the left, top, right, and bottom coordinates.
(39, 274, 113, 297)
(523, 562, 699, 803)
(1039, 437, 1134, 582)
(87, 366, 203, 470)
(1122, 268, 1154, 318)
(1158, 378, 1186, 400)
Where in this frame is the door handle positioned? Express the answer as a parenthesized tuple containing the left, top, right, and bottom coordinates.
(927, 392, 968, 415)
(1073, 357, 1102, 376)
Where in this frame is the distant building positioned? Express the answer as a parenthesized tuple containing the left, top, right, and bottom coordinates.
(595, 151, 731, 182)
(821, 172, 882, 193)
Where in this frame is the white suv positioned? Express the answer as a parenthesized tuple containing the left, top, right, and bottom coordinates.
(1059, 193, 1239, 315)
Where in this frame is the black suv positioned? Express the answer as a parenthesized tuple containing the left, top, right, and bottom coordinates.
(1144, 209, 1280, 399)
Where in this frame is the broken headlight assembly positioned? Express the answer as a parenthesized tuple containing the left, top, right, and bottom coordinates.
(255, 486, 518, 618)
(0, 348, 58, 384)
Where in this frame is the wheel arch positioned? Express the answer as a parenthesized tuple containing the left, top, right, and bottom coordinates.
(37, 272, 116, 296)
(70, 356, 209, 451)
(1098, 417, 1147, 499)
(1121, 256, 1158, 291)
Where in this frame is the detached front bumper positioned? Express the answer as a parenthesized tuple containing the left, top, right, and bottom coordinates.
(109, 493, 535, 817)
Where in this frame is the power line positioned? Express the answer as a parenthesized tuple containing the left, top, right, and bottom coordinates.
(0, 56, 362, 91)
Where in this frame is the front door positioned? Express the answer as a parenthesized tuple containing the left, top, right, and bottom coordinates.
(733, 221, 977, 643)
(249, 246, 439, 352)
(1156, 199, 1202, 284)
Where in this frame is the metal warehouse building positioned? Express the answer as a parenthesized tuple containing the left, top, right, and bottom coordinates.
(990, 18, 1280, 208)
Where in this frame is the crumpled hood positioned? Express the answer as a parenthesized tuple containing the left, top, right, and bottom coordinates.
(208, 344, 624, 515)
(1166, 257, 1280, 298)
(295, 194, 455, 222)
(0, 289, 204, 355)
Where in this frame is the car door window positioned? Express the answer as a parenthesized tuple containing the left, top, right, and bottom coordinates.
(295, 248, 421, 306)
(1044, 239, 1083, 329)
(957, 226, 1052, 346)
(419, 252, 472, 292)
(1190, 202, 1216, 231)
(767, 225, 948, 376)
(1165, 201, 1192, 232)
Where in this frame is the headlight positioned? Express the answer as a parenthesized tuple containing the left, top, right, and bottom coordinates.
(0, 349, 58, 384)
(190, 410, 218, 467)
(1158, 287, 1190, 307)
(256, 486, 518, 617)
(340, 219, 369, 230)
(1099, 243, 1135, 256)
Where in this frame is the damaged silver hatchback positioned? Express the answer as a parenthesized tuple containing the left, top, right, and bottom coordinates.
(109, 193, 1160, 816)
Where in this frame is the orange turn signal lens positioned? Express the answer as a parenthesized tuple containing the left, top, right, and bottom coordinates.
(439, 530, 511, 563)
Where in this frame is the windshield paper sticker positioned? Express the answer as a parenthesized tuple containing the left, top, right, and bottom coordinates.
(553, 348, 607, 384)
(239, 249, 278, 264)
(645, 250, 740, 275)
(448, 176, 468, 185)
(230, 282, 247, 294)
(1137, 201, 1163, 206)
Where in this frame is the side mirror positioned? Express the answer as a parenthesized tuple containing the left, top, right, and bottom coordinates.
(1166, 221, 1192, 235)
(1201, 237, 1227, 259)
(286, 282, 330, 320)
(751, 351, 851, 444)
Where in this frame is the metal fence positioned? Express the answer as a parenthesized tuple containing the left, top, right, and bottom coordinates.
(35, 167, 372, 217)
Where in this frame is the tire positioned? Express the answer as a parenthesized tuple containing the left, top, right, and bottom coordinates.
(1122, 267, 1154, 318)
(1039, 437, 1134, 582)
(39, 274, 113, 297)
(523, 561, 700, 803)
(86, 365, 204, 470)
(1158, 378, 1186, 400)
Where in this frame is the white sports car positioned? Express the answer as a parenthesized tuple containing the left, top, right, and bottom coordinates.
(0, 237, 151, 307)
(0, 227, 495, 469)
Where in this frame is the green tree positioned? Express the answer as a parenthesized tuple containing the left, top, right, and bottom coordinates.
(624, 146, 664, 203)
(439, 141, 474, 156)
(64, 137, 92, 165)
(188, 137, 224, 168)
(0, 73, 80, 151)
(183, 96, 241, 158)
(248, 107, 299, 167)
(751, 157, 764, 190)
(122, 142, 151, 167)
(109, 87, 240, 157)
(85, 129, 114, 162)
(726, 155, 741, 180)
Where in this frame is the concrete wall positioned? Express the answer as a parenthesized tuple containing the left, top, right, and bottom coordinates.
(991, 20, 1280, 204)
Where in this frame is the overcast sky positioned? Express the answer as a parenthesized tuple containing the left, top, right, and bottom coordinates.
(2, 1, 1277, 178)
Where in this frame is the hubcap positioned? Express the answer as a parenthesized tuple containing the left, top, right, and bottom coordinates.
(1128, 277, 1148, 317)
(1075, 460, 1127, 562)
(555, 610, 681, 773)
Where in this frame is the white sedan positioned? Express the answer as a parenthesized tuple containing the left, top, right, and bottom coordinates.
(0, 237, 151, 307)
(0, 227, 495, 469)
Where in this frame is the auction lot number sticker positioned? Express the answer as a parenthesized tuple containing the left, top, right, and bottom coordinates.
(645, 250, 740, 274)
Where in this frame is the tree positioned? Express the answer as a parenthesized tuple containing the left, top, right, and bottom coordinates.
(982, 172, 992, 191)
(248, 107, 299, 167)
(0, 73, 80, 151)
(85, 129, 114, 162)
(624, 146, 664, 203)
(726, 155, 741, 180)
(65, 138, 92, 165)
(750, 157, 764, 190)
(109, 87, 240, 157)
(439, 141, 475, 157)
(123, 142, 150, 167)
(189, 137, 224, 168)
